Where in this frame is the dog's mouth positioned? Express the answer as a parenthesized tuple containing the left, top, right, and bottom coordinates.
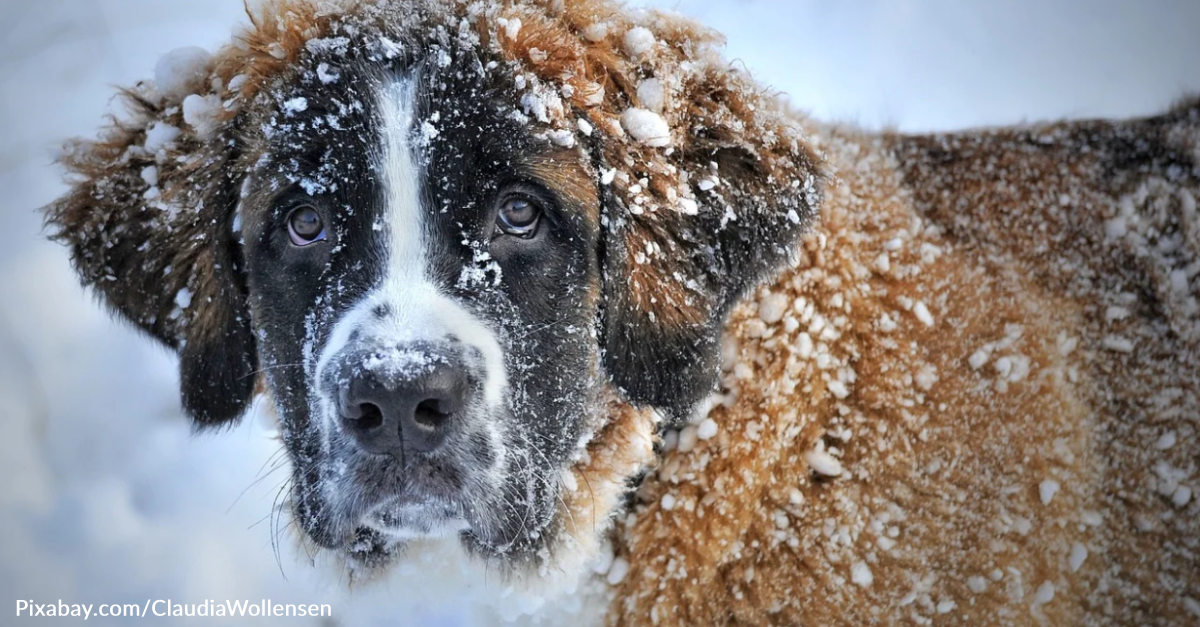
(291, 438, 504, 556)
(292, 452, 558, 567)
(361, 493, 469, 540)
(294, 484, 473, 563)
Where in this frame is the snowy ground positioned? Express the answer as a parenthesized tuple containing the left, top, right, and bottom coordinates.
(1, 1, 1197, 625)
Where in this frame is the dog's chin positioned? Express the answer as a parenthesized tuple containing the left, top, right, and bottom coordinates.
(332, 501, 473, 573)
(362, 498, 470, 540)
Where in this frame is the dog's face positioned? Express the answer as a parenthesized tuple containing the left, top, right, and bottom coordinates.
(44, 0, 822, 576)
(240, 58, 604, 559)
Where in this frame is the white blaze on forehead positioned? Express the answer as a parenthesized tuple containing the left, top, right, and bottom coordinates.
(313, 74, 507, 415)
(379, 76, 425, 280)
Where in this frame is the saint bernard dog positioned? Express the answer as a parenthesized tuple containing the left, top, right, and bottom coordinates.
(44, 0, 1198, 624)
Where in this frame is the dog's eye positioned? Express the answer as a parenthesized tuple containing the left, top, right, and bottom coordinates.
(495, 196, 542, 238)
(287, 205, 326, 246)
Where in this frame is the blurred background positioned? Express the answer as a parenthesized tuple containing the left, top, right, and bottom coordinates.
(2, 0, 1198, 624)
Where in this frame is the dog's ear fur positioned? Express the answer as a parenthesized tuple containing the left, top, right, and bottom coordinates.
(492, 4, 825, 420)
(39, 1, 350, 428)
(597, 144, 820, 421)
(44, 82, 257, 428)
(593, 86, 823, 422)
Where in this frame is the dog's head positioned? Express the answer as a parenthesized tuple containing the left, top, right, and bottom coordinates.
(45, 0, 821, 577)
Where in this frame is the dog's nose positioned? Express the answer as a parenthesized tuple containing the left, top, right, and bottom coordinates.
(337, 344, 468, 456)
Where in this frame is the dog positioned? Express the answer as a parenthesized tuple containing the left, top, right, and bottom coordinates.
(43, 0, 1198, 625)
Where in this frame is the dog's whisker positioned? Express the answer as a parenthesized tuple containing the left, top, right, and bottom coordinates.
(228, 447, 291, 514)
(239, 362, 307, 381)
(268, 476, 295, 580)
(511, 318, 569, 342)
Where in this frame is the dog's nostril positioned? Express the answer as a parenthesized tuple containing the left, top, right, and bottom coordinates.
(337, 343, 468, 455)
(354, 402, 384, 430)
(413, 398, 452, 430)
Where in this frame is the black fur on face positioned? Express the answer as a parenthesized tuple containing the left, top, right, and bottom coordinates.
(236, 48, 606, 564)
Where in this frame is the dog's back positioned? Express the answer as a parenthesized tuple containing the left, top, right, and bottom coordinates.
(608, 100, 1199, 626)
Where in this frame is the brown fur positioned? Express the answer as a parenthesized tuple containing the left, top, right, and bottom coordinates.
(522, 150, 602, 223)
(42, 0, 1198, 624)
(606, 107, 1200, 625)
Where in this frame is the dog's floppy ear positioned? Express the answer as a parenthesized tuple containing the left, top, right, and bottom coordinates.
(44, 58, 257, 428)
(594, 87, 822, 421)
(534, 13, 825, 420)
(489, 4, 825, 420)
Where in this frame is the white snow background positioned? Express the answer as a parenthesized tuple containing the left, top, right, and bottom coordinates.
(1, 0, 1198, 625)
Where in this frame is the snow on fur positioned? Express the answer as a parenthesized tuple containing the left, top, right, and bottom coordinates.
(42, 0, 820, 620)
(47, 0, 821, 350)
(40, 0, 1199, 625)
(614, 106, 1200, 626)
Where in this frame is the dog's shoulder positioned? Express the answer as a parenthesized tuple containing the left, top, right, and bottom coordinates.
(885, 98, 1200, 369)
(885, 97, 1200, 290)
(606, 106, 1200, 626)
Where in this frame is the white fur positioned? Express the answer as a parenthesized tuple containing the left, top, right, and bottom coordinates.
(312, 74, 509, 532)
(314, 74, 507, 411)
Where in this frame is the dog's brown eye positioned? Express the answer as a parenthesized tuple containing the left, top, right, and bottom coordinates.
(287, 205, 326, 246)
(496, 197, 541, 238)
